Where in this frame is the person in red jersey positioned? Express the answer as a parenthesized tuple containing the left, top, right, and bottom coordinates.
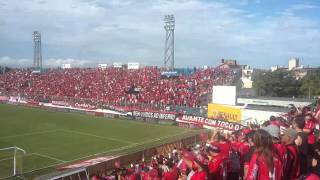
(211, 132, 230, 161)
(262, 124, 287, 166)
(238, 135, 250, 159)
(190, 164, 207, 180)
(304, 114, 316, 146)
(181, 150, 207, 180)
(281, 128, 300, 180)
(246, 129, 283, 180)
(207, 144, 223, 180)
(162, 160, 179, 180)
(235, 133, 250, 179)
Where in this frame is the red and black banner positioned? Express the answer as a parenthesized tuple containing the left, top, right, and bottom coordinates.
(176, 115, 244, 131)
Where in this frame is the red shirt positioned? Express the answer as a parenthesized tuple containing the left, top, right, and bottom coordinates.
(273, 143, 287, 164)
(208, 155, 223, 180)
(306, 174, 320, 180)
(191, 171, 207, 180)
(163, 169, 178, 180)
(305, 119, 316, 144)
(208, 155, 223, 173)
(217, 141, 231, 160)
(246, 152, 282, 180)
(148, 168, 159, 179)
(239, 142, 250, 159)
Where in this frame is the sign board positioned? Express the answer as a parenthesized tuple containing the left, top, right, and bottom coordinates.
(113, 62, 123, 68)
(208, 103, 241, 122)
(132, 110, 176, 121)
(98, 64, 108, 69)
(212, 86, 236, 105)
(61, 64, 71, 69)
(127, 62, 140, 70)
(161, 71, 178, 78)
(176, 115, 244, 131)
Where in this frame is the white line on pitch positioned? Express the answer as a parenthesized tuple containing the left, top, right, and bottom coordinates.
(0, 129, 60, 139)
(61, 129, 134, 145)
(0, 152, 48, 163)
(23, 130, 192, 175)
(31, 153, 66, 163)
(70, 129, 190, 160)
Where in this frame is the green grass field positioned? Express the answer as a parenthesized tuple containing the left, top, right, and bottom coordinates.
(0, 104, 198, 179)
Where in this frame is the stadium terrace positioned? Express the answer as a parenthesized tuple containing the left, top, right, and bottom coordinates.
(1, 66, 320, 180)
(0, 67, 234, 112)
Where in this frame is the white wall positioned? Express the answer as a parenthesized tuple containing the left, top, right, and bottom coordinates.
(212, 86, 236, 105)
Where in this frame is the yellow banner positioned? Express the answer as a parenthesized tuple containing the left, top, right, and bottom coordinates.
(208, 103, 241, 122)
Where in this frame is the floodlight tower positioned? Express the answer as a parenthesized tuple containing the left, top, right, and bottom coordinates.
(163, 15, 175, 71)
(33, 31, 42, 69)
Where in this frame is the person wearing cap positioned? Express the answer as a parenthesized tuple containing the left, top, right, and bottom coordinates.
(281, 128, 301, 180)
(262, 124, 287, 166)
(208, 144, 224, 180)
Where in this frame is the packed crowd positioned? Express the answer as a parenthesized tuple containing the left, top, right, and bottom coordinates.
(0, 67, 233, 110)
(91, 101, 320, 180)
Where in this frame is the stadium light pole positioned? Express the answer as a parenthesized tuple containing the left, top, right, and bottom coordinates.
(163, 15, 175, 71)
(33, 31, 42, 70)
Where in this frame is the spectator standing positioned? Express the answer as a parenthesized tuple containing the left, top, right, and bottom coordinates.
(246, 129, 282, 180)
(281, 128, 300, 180)
(294, 115, 309, 175)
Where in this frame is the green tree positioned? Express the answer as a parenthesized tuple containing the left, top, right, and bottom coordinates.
(300, 69, 320, 98)
(252, 70, 301, 97)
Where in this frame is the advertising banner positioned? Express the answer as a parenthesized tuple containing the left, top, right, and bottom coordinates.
(52, 101, 69, 107)
(60, 156, 118, 170)
(9, 96, 19, 102)
(176, 115, 244, 131)
(208, 103, 241, 122)
(0, 96, 8, 101)
(132, 110, 176, 121)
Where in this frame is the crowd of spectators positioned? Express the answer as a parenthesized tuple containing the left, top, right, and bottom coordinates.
(0, 67, 234, 111)
(90, 101, 320, 180)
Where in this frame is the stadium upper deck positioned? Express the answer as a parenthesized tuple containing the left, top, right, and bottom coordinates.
(0, 67, 235, 110)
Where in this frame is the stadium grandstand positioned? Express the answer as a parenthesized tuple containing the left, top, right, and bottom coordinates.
(0, 67, 235, 113)
(1, 64, 320, 180)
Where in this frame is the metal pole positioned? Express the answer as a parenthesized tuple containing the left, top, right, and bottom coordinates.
(13, 148, 16, 176)
(309, 86, 311, 99)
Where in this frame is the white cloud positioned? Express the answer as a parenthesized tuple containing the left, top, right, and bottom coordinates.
(282, 4, 318, 16)
(0, 0, 319, 68)
(0, 56, 31, 67)
(0, 56, 91, 68)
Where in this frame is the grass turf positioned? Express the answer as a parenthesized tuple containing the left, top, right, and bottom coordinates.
(0, 104, 198, 179)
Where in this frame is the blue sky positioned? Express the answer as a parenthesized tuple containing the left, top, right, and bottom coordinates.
(0, 0, 319, 68)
